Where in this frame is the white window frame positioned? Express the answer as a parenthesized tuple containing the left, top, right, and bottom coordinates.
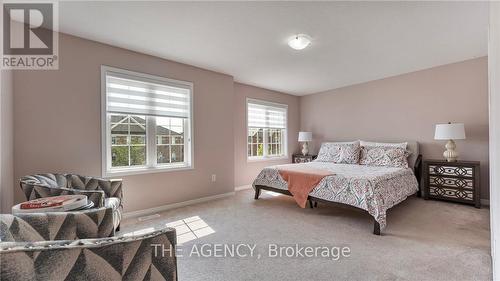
(246, 98, 288, 162)
(101, 66, 194, 177)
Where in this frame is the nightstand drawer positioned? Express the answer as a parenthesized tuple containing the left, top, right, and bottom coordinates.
(428, 165, 474, 178)
(428, 186, 474, 201)
(429, 175, 474, 189)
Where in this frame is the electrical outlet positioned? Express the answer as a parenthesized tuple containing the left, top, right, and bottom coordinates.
(211, 174, 216, 182)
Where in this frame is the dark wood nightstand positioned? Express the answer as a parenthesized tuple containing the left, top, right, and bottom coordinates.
(292, 154, 317, 163)
(423, 159, 481, 208)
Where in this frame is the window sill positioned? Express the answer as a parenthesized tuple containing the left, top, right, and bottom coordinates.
(103, 164, 193, 178)
(247, 156, 289, 163)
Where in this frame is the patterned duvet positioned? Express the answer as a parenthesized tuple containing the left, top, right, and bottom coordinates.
(252, 162, 418, 229)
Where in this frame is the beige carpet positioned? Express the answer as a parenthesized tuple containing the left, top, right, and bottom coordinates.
(121, 189, 491, 281)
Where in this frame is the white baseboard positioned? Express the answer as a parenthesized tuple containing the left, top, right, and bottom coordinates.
(235, 185, 252, 191)
(123, 191, 235, 220)
(481, 199, 490, 206)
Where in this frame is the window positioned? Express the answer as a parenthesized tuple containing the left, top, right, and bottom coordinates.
(110, 114, 147, 167)
(156, 117, 185, 164)
(247, 98, 287, 160)
(101, 66, 193, 176)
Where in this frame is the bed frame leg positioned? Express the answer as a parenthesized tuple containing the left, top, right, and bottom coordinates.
(308, 199, 314, 209)
(373, 221, 381, 235)
(254, 187, 261, 200)
(314, 201, 318, 208)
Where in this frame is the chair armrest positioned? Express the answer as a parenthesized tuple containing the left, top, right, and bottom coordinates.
(0, 227, 177, 281)
(67, 175, 123, 205)
(109, 178, 123, 205)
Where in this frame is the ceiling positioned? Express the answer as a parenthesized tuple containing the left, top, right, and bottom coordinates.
(58, 1, 489, 96)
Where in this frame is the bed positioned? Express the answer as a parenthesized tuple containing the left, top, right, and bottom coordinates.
(252, 141, 422, 235)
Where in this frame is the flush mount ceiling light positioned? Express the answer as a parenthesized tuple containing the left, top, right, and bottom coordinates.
(288, 34, 312, 50)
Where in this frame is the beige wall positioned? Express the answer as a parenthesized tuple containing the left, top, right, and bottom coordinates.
(13, 33, 235, 212)
(300, 57, 490, 199)
(233, 83, 300, 187)
(1, 70, 14, 213)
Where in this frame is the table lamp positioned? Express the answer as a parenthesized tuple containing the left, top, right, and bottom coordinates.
(298, 132, 312, 156)
(434, 122, 466, 162)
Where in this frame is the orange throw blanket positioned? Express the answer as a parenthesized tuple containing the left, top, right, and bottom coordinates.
(277, 164, 333, 208)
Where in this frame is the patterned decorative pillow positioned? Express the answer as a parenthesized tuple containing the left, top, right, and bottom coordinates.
(315, 141, 360, 164)
(359, 146, 409, 168)
(359, 141, 407, 149)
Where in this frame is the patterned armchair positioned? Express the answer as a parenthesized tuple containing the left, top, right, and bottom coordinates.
(19, 173, 123, 230)
(0, 214, 177, 280)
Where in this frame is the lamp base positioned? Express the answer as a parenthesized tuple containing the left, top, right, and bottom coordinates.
(302, 142, 309, 156)
(443, 139, 458, 162)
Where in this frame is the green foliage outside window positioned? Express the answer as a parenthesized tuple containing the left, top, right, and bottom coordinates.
(257, 144, 264, 156)
(112, 145, 146, 167)
(112, 146, 128, 167)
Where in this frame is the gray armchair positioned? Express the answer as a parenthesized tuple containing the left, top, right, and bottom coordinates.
(0, 214, 177, 280)
(19, 173, 123, 230)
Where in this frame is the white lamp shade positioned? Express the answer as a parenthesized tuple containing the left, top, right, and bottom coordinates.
(298, 132, 312, 142)
(434, 123, 466, 140)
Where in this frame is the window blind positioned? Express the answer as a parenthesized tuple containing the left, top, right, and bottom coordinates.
(247, 100, 287, 129)
(105, 72, 191, 118)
